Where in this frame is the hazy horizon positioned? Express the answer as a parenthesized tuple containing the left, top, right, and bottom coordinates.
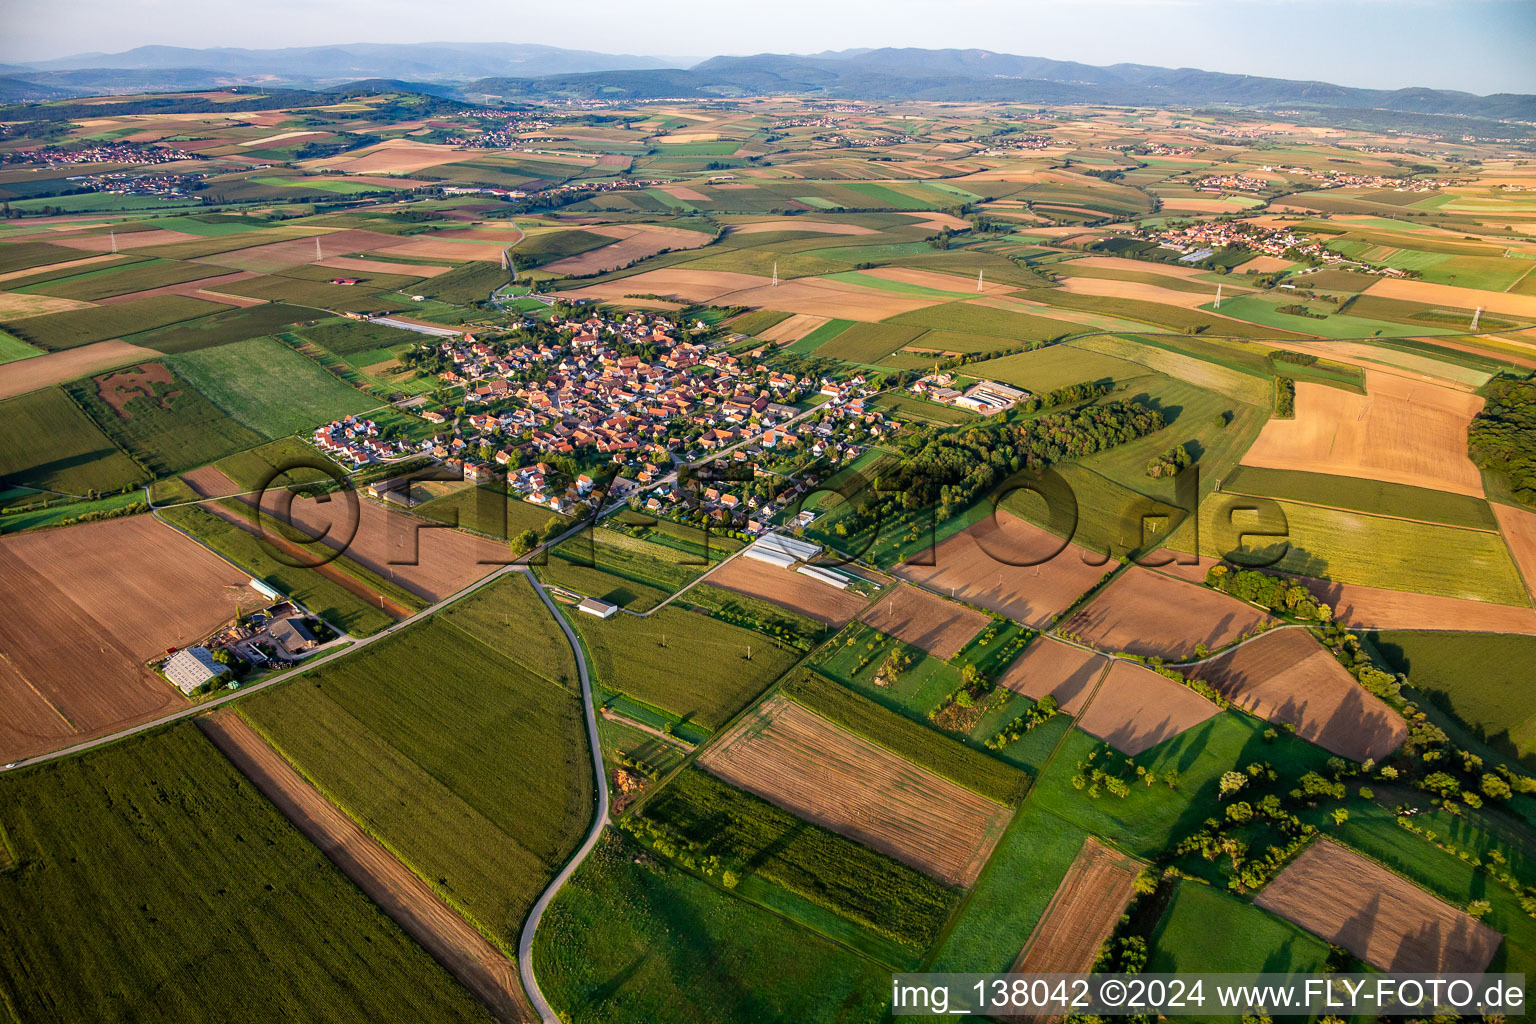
(4, 0, 1534, 95)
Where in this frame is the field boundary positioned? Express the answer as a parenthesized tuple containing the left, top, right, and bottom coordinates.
(197, 709, 533, 1024)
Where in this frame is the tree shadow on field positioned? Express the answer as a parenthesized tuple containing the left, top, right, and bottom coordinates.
(1129, 390, 1185, 426)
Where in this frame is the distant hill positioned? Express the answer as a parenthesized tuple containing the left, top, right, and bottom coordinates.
(1, 41, 671, 93)
(467, 47, 1536, 121)
(3, 44, 1531, 124)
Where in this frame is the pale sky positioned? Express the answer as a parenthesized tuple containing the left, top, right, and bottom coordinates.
(4, 0, 1534, 95)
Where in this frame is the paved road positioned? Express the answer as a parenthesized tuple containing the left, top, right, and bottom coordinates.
(516, 567, 609, 1024)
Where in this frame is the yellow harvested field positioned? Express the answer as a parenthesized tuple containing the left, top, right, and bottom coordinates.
(316, 139, 469, 174)
(0, 291, 95, 318)
(862, 266, 1013, 295)
(1013, 838, 1144, 976)
(1063, 566, 1279, 660)
(0, 339, 159, 401)
(541, 224, 713, 275)
(1076, 659, 1221, 755)
(731, 219, 874, 236)
(1240, 255, 1295, 273)
(995, 636, 1107, 713)
(238, 130, 327, 147)
(901, 211, 971, 230)
(1365, 277, 1536, 319)
(697, 695, 1013, 885)
(565, 268, 771, 304)
(757, 312, 829, 343)
(1190, 629, 1406, 761)
(894, 511, 1109, 628)
(1067, 256, 1214, 280)
(1256, 840, 1502, 973)
(371, 237, 506, 261)
(316, 255, 449, 278)
(1241, 370, 1486, 496)
(708, 276, 944, 320)
(860, 584, 989, 659)
(53, 228, 203, 251)
(1056, 275, 1218, 310)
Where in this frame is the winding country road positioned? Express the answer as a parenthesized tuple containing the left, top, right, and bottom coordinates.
(516, 567, 609, 1024)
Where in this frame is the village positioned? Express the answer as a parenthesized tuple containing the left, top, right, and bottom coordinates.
(311, 307, 895, 535)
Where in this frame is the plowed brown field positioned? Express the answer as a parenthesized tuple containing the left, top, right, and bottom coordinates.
(1255, 840, 1502, 973)
(199, 711, 532, 1023)
(1493, 502, 1536, 605)
(1293, 574, 1536, 634)
(860, 584, 989, 659)
(0, 516, 247, 762)
(1013, 837, 1143, 976)
(0, 340, 159, 401)
(895, 512, 1109, 628)
(1190, 629, 1406, 761)
(698, 695, 1012, 885)
(995, 637, 1107, 713)
(246, 491, 507, 602)
(703, 557, 870, 626)
(1062, 567, 1279, 660)
(1076, 659, 1220, 755)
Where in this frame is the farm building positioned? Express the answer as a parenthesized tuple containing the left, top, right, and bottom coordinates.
(797, 564, 852, 590)
(248, 578, 283, 602)
(744, 533, 823, 569)
(578, 597, 618, 619)
(269, 618, 318, 656)
(163, 647, 230, 695)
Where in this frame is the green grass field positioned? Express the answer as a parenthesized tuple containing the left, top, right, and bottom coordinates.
(212, 435, 344, 490)
(65, 362, 266, 478)
(1372, 630, 1536, 762)
(570, 603, 800, 733)
(545, 526, 723, 608)
(634, 767, 957, 952)
(127, 302, 316, 355)
(886, 301, 1074, 343)
(785, 318, 853, 355)
(1032, 716, 1331, 859)
(416, 483, 565, 543)
(929, 803, 1092, 972)
(535, 829, 890, 1024)
(0, 724, 494, 1024)
(241, 615, 593, 950)
(23, 258, 217, 301)
(0, 386, 148, 495)
(980, 345, 1148, 391)
(871, 391, 977, 425)
(5, 294, 226, 350)
(0, 329, 42, 364)
(813, 322, 925, 363)
(439, 571, 580, 688)
(1220, 465, 1498, 529)
(169, 336, 377, 437)
(1146, 879, 1330, 973)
